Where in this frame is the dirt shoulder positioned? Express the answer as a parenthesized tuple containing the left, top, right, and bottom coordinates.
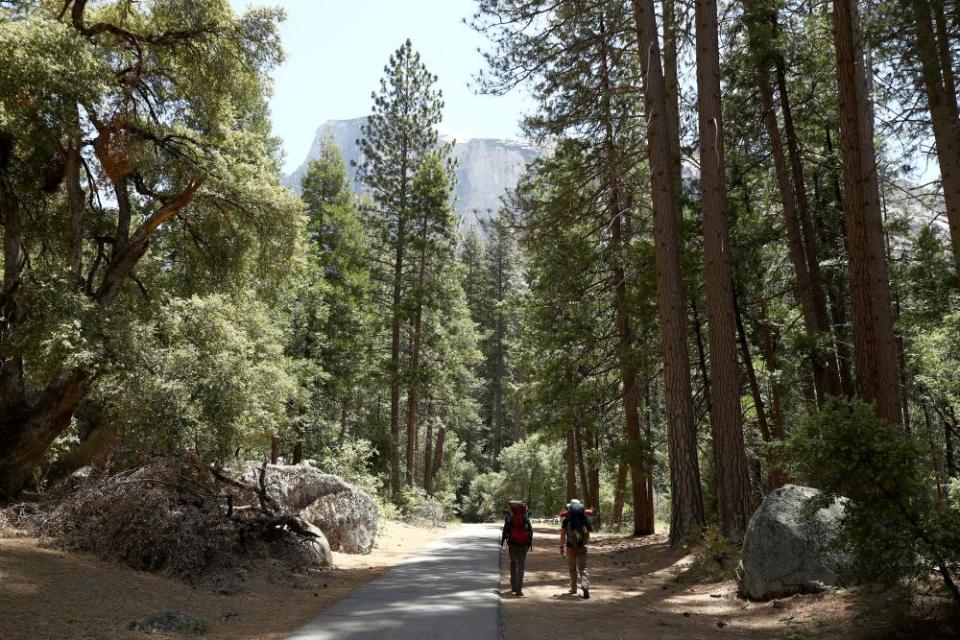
(499, 525, 950, 640)
(1, 520, 449, 640)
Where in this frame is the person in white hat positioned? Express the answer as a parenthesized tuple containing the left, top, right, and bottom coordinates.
(559, 499, 591, 599)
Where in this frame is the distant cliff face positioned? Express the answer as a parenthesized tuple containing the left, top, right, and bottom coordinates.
(284, 117, 541, 227)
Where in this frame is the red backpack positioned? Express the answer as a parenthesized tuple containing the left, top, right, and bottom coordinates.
(507, 501, 531, 545)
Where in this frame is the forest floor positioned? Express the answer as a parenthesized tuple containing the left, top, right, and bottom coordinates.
(500, 525, 957, 640)
(0, 519, 447, 640)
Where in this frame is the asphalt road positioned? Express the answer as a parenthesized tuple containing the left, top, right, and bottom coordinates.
(287, 523, 502, 640)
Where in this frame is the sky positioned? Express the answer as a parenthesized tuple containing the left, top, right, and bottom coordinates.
(229, 0, 534, 173)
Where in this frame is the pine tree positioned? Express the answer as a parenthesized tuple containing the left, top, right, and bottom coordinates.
(357, 39, 445, 495)
(298, 137, 373, 454)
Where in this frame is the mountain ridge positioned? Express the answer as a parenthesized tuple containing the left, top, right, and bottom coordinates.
(283, 117, 541, 227)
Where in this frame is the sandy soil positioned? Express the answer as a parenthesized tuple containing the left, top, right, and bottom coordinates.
(0, 520, 448, 640)
(499, 526, 956, 640)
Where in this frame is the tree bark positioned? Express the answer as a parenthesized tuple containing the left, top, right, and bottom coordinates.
(405, 213, 428, 487)
(633, 0, 705, 544)
(292, 427, 304, 465)
(612, 463, 628, 525)
(759, 311, 788, 442)
(389, 214, 405, 497)
(695, 0, 752, 542)
(911, 0, 960, 284)
(423, 418, 434, 494)
(430, 426, 445, 488)
(832, 0, 903, 425)
(0, 370, 91, 501)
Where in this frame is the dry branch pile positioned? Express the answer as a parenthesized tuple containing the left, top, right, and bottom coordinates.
(34, 455, 332, 582)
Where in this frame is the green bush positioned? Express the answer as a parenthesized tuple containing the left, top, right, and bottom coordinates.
(675, 525, 740, 583)
(459, 434, 566, 521)
(781, 398, 960, 605)
(319, 439, 383, 497)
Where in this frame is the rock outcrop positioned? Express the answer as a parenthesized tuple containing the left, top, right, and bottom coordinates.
(736, 484, 848, 600)
(241, 463, 378, 554)
(284, 117, 541, 228)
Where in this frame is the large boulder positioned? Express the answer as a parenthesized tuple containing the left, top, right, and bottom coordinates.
(241, 463, 378, 554)
(736, 484, 848, 600)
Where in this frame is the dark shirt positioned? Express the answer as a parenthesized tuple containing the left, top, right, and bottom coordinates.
(501, 512, 533, 547)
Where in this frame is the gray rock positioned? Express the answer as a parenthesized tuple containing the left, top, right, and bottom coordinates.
(241, 463, 378, 554)
(128, 611, 207, 635)
(300, 488, 378, 554)
(736, 484, 848, 600)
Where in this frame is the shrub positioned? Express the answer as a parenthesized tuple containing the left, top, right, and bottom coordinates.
(780, 398, 960, 605)
(459, 434, 567, 521)
(675, 525, 740, 583)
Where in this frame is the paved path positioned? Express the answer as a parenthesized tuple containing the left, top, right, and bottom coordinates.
(287, 523, 502, 640)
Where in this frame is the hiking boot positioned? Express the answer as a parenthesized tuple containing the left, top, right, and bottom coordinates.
(582, 587, 590, 600)
(568, 588, 577, 595)
(516, 590, 523, 597)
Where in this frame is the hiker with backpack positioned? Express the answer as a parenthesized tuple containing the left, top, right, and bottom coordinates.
(500, 500, 533, 596)
(559, 498, 592, 599)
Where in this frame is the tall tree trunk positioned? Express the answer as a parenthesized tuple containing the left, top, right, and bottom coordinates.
(494, 328, 504, 458)
(405, 214, 428, 487)
(270, 436, 279, 465)
(338, 403, 349, 446)
(599, 22, 654, 535)
(389, 218, 405, 496)
(832, 0, 903, 425)
(911, 0, 960, 283)
(633, 0, 705, 544)
(513, 392, 522, 443)
(945, 418, 957, 478)
(589, 429, 601, 517)
(735, 288, 785, 489)
(691, 299, 712, 422)
(575, 424, 592, 508)
(612, 463, 628, 525)
(423, 417, 434, 494)
(695, 0, 752, 542)
(292, 426, 304, 465)
(430, 426, 445, 488)
(565, 429, 577, 502)
(759, 314, 788, 442)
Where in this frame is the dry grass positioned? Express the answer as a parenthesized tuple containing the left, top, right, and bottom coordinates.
(0, 520, 446, 640)
(500, 525, 958, 640)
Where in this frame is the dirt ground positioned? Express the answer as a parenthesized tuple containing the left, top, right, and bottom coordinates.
(0, 520, 447, 640)
(499, 525, 957, 640)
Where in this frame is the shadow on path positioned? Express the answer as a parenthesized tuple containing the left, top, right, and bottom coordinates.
(287, 523, 501, 640)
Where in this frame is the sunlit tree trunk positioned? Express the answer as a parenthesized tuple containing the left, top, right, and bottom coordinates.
(632, 0, 705, 545)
